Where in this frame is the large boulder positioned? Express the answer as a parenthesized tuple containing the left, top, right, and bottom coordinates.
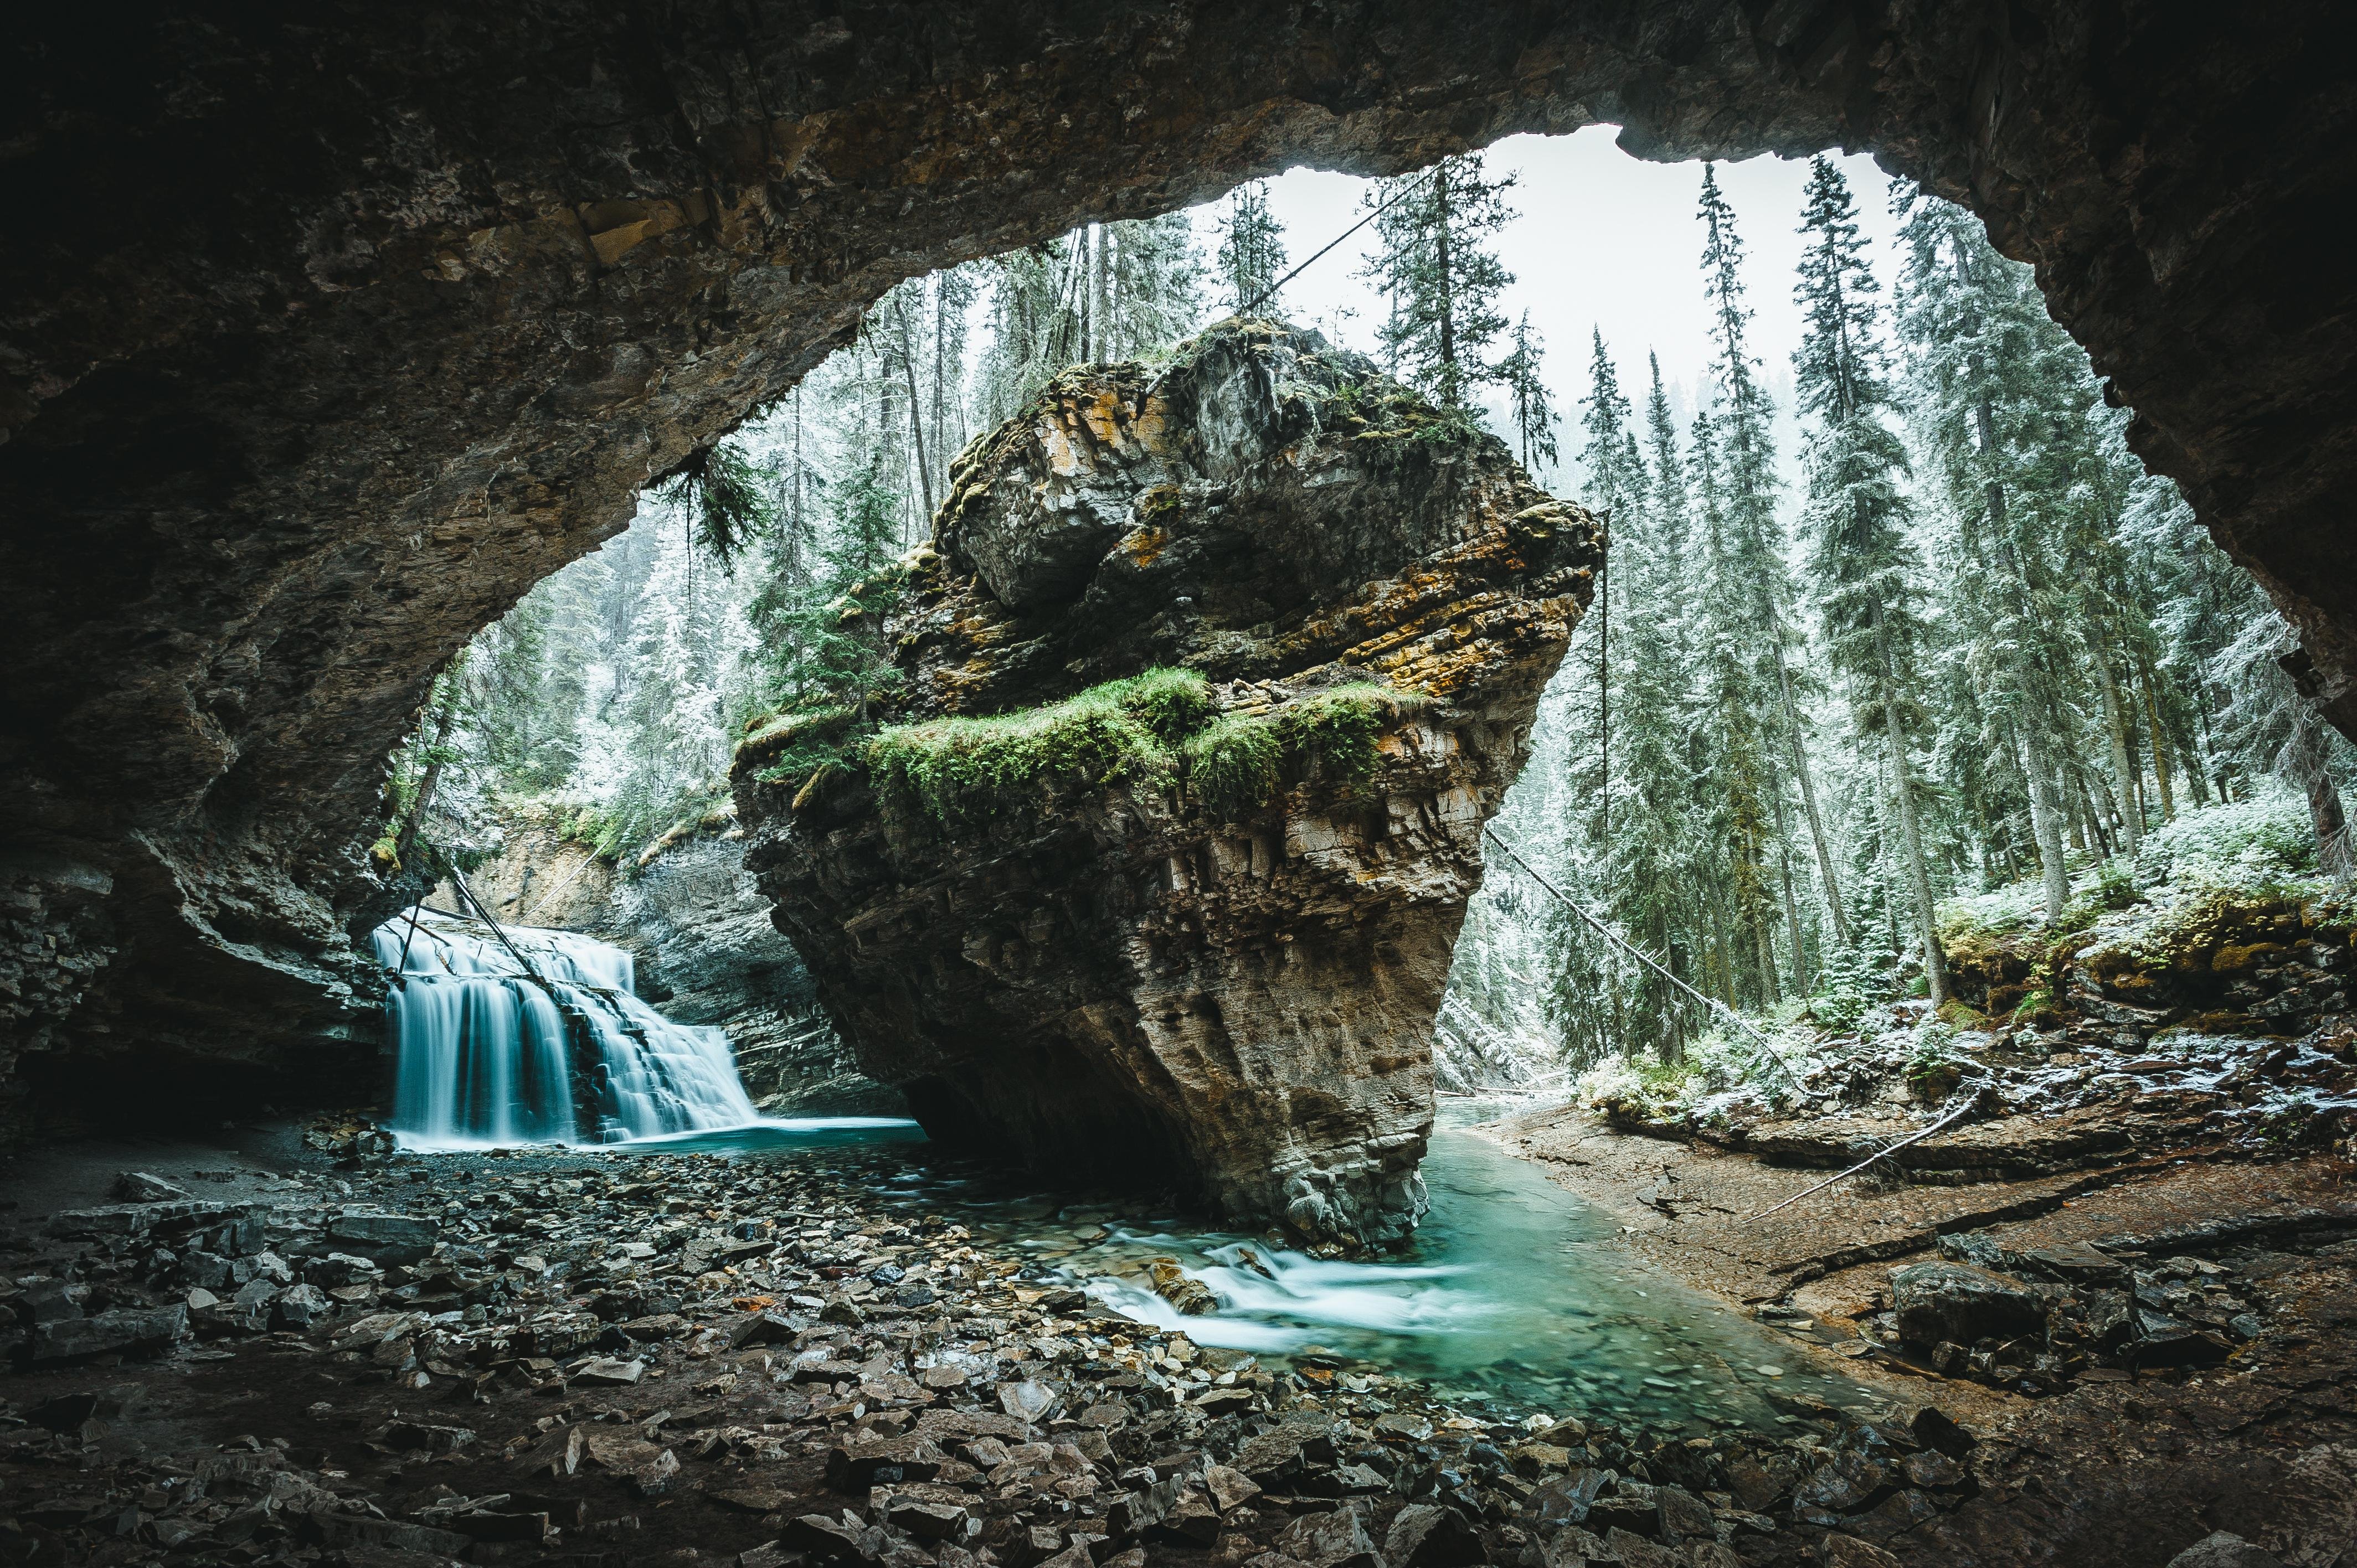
(735, 319, 1597, 1246)
(1891, 1261, 2053, 1348)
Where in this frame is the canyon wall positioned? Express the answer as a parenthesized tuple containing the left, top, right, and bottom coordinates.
(3, 4, 2351, 1123)
(734, 321, 1598, 1245)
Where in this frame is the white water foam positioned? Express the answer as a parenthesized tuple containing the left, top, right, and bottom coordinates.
(371, 910, 770, 1149)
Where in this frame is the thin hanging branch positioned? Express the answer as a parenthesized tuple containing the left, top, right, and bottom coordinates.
(1483, 826, 1807, 1089)
(1747, 1091, 1983, 1220)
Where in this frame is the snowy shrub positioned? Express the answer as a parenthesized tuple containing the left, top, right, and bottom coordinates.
(1574, 1056, 1666, 1120)
(2138, 789, 2319, 890)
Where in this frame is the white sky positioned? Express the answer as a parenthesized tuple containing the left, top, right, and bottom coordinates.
(1187, 126, 1907, 488)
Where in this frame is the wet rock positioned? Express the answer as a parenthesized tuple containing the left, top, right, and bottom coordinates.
(1890, 1262, 2052, 1348)
(1722, 1454, 1798, 1513)
(1150, 1259, 1219, 1316)
(29, 1303, 186, 1364)
(1817, 1536, 1903, 1568)
(1792, 1450, 1888, 1516)
(572, 1356, 647, 1386)
(1527, 1468, 1609, 1528)
(112, 1170, 189, 1201)
(2166, 1533, 2286, 1568)
(737, 321, 1597, 1245)
(1602, 1526, 1684, 1568)
(1653, 1485, 1715, 1545)
(1847, 1487, 1939, 1541)
(997, 1379, 1063, 1423)
(827, 1433, 948, 1490)
(1383, 1503, 1483, 1568)
(788, 1511, 889, 1563)
(1274, 1503, 1384, 1568)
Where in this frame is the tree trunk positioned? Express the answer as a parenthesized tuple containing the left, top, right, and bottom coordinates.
(1433, 164, 1457, 408)
(1870, 601, 1948, 1005)
(1706, 881, 1737, 1010)
(1774, 639, 1851, 945)
(393, 662, 467, 869)
(2095, 656, 2143, 853)
(2287, 707, 2354, 886)
(2139, 659, 2178, 821)
(2019, 731, 2074, 921)
(894, 297, 934, 515)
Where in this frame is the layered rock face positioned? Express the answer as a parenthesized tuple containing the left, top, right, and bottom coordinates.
(457, 814, 902, 1118)
(735, 321, 1598, 1244)
(5, 4, 2354, 1122)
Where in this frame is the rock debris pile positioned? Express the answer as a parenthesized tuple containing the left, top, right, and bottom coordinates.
(1608, 999, 2357, 1184)
(1852, 1220, 2354, 1397)
(2, 1149, 1993, 1568)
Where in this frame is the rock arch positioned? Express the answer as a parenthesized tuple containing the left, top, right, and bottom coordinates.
(2, 2, 2351, 1120)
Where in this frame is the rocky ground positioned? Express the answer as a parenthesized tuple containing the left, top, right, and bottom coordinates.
(1489, 1025, 2357, 1565)
(0, 1121, 2092, 1568)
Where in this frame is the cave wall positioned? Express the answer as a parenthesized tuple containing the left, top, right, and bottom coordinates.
(3, 2, 2352, 1120)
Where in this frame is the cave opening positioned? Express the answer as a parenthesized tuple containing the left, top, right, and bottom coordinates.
(6, 6, 2353, 1137)
(4, 14, 2356, 1561)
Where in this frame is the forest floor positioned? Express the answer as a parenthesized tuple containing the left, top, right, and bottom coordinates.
(1483, 1094, 2357, 1566)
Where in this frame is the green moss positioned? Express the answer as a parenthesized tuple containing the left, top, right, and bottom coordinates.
(863, 669, 1423, 829)
(1279, 683, 1408, 787)
(865, 668, 1212, 827)
(1182, 713, 1283, 819)
(738, 704, 860, 788)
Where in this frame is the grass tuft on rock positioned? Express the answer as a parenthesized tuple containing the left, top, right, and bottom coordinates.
(866, 668, 1211, 826)
(864, 669, 1424, 829)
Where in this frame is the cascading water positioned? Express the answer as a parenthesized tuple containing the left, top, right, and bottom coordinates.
(370, 910, 765, 1148)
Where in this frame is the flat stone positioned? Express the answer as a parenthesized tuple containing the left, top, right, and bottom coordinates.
(2166, 1533, 2286, 1568)
(571, 1356, 646, 1385)
(1891, 1262, 2051, 1348)
(29, 1304, 186, 1364)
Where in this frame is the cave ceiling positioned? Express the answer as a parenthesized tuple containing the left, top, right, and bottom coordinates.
(2, 2, 2351, 1116)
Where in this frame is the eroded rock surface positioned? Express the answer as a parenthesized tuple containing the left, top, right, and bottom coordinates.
(6, 4, 2354, 1128)
(735, 321, 1597, 1244)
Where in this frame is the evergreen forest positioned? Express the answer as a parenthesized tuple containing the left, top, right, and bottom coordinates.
(380, 154, 2355, 1087)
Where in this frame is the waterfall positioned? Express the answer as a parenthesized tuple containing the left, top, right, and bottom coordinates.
(370, 910, 765, 1148)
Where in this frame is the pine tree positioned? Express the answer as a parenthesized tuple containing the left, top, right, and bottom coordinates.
(1215, 182, 1287, 314)
(1697, 165, 1812, 999)
(1499, 313, 1558, 476)
(1358, 155, 1517, 411)
(1894, 185, 2090, 921)
(1793, 155, 1946, 1003)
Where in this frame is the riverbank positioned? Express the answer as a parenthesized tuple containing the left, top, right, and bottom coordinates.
(1482, 1100, 2357, 1563)
(3, 1122, 2013, 1568)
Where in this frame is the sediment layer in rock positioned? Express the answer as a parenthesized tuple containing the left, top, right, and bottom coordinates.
(735, 321, 1598, 1246)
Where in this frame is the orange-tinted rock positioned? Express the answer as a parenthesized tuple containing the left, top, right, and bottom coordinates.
(735, 322, 1598, 1245)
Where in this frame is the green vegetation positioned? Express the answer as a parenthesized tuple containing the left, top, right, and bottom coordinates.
(826, 668, 1423, 831)
(864, 668, 1213, 826)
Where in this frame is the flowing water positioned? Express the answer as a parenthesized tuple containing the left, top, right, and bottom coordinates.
(910, 1111, 1868, 1431)
(373, 910, 790, 1148)
(374, 915, 1859, 1428)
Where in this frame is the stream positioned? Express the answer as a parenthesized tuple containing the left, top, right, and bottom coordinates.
(374, 913, 1865, 1434)
(648, 1108, 1867, 1434)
